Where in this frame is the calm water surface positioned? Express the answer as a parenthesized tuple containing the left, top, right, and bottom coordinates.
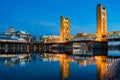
(0, 49, 120, 80)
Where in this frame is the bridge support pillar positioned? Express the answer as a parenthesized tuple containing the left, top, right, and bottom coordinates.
(5, 43, 8, 53)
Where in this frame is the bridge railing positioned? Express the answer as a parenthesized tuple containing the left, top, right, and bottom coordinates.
(69, 36, 96, 41)
(70, 31, 120, 41)
(107, 34, 120, 39)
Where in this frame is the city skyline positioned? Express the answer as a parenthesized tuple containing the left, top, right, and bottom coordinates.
(0, 0, 120, 37)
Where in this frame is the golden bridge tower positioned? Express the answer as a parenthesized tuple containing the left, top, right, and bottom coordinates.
(96, 4, 107, 41)
(60, 16, 70, 42)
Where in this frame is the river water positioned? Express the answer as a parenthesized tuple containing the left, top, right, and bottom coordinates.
(0, 46, 120, 80)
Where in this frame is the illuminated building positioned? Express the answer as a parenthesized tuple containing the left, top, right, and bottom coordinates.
(40, 35, 60, 43)
(96, 4, 107, 41)
(4, 27, 15, 35)
(12, 30, 30, 42)
(60, 16, 70, 42)
(76, 32, 87, 37)
(0, 27, 31, 42)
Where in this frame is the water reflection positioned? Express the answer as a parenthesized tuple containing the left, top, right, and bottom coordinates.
(0, 54, 31, 67)
(103, 59, 120, 80)
(0, 48, 120, 80)
(60, 54, 69, 80)
(96, 56, 107, 80)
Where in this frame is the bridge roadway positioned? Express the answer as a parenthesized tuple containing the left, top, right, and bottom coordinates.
(69, 38, 120, 43)
(70, 31, 120, 43)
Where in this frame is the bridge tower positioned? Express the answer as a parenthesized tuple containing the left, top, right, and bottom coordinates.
(60, 16, 70, 42)
(96, 4, 107, 41)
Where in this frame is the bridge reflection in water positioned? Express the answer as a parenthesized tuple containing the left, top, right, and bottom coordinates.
(0, 48, 120, 80)
(59, 50, 120, 80)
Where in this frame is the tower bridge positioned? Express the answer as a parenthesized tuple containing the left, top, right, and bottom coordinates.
(60, 4, 120, 43)
(0, 4, 120, 53)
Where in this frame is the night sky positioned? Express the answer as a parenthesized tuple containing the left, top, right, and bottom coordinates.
(0, 0, 120, 38)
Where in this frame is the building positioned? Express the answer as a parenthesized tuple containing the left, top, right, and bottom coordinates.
(40, 35, 60, 43)
(0, 27, 31, 42)
(76, 32, 87, 37)
(12, 30, 31, 42)
(4, 27, 15, 35)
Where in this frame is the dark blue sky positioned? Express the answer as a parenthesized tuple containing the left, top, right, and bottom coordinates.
(0, 0, 120, 37)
